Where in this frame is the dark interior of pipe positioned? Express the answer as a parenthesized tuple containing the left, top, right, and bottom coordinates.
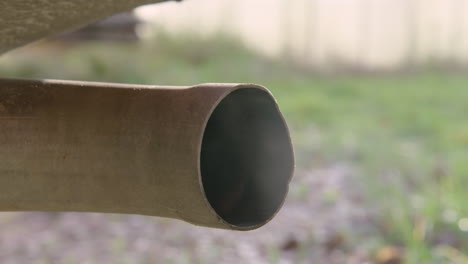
(200, 88, 294, 229)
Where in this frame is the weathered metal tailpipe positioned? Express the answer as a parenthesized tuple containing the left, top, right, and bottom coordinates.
(0, 79, 294, 230)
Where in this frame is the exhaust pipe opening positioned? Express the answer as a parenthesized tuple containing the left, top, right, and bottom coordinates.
(200, 87, 294, 229)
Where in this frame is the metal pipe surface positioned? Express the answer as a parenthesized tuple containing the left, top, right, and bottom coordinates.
(0, 79, 294, 230)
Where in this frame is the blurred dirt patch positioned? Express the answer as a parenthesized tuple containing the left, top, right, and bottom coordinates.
(0, 165, 377, 264)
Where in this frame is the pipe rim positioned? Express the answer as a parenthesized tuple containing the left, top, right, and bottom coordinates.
(198, 84, 294, 230)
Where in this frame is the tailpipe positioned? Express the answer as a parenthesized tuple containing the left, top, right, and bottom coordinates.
(0, 79, 294, 230)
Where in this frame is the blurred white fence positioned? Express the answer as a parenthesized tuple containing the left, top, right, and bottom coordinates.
(137, 0, 468, 70)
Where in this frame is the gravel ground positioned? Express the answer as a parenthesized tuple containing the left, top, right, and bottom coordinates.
(0, 164, 378, 264)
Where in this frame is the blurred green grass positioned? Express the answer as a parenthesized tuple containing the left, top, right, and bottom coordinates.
(1, 32, 467, 263)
